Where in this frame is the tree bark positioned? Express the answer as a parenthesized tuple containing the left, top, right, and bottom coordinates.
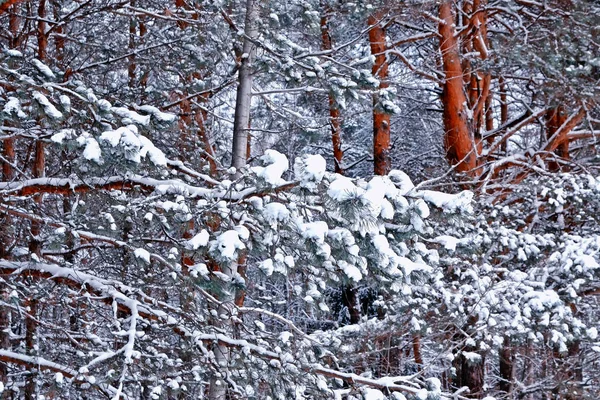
(29, 140, 45, 256)
(0, 0, 23, 14)
(23, 299, 38, 400)
(499, 76, 508, 153)
(30, 5, 48, 256)
(546, 106, 568, 171)
(368, 11, 391, 176)
(439, 0, 476, 174)
(230, 0, 259, 172)
(452, 349, 485, 398)
(37, 0, 47, 61)
(321, 7, 344, 174)
(498, 336, 513, 395)
(0, 289, 9, 391)
(208, 2, 259, 399)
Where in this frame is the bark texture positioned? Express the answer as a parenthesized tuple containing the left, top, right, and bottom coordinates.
(439, 0, 476, 174)
(498, 337, 513, 395)
(321, 9, 344, 174)
(546, 106, 569, 171)
(209, 1, 260, 398)
(368, 11, 391, 176)
(231, 0, 259, 171)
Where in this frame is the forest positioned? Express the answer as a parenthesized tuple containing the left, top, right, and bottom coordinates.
(0, 0, 599, 399)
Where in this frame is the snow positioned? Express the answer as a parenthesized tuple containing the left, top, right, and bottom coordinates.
(32, 91, 63, 119)
(134, 248, 151, 264)
(235, 225, 250, 240)
(301, 221, 328, 244)
(433, 235, 463, 251)
(189, 263, 209, 278)
(462, 351, 482, 363)
(150, 385, 162, 399)
(212, 230, 245, 260)
(328, 175, 364, 202)
(51, 129, 76, 143)
(263, 202, 290, 225)
(338, 260, 362, 282)
(111, 106, 151, 126)
(414, 199, 430, 218)
(99, 127, 128, 146)
(420, 190, 473, 213)
(363, 388, 385, 400)
(3, 97, 26, 118)
(82, 137, 102, 163)
(99, 125, 167, 166)
(59, 95, 71, 112)
(137, 105, 177, 123)
(259, 258, 274, 276)
(388, 170, 414, 195)
(294, 154, 326, 190)
(5, 49, 22, 57)
(363, 176, 394, 218)
(32, 59, 56, 79)
(252, 150, 289, 185)
(185, 230, 209, 250)
(138, 134, 167, 166)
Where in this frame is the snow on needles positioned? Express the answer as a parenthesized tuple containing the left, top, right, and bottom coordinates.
(294, 154, 326, 190)
(99, 125, 167, 166)
(252, 150, 289, 185)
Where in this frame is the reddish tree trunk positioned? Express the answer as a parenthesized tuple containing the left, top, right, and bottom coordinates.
(37, 0, 47, 60)
(29, 141, 45, 256)
(0, 0, 23, 15)
(546, 106, 569, 171)
(23, 299, 38, 400)
(8, 2, 21, 49)
(321, 9, 344, 174)
(51, 0, 64, 66)
(498, 336, 513, 395)
(413, 334, 423, 371)
(29, 1, 48, 256)
(128, 2, 137, 88)
(0, 289, 9, 388)
(499, 76, 508, 153)
(193, 91, 217, 175)
(368, 11, 391, 176)
(439, 0, 476, 174)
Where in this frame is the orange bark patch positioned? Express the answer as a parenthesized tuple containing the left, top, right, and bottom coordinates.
(439, 1, 476, 175)
(368, 12, 391, 176)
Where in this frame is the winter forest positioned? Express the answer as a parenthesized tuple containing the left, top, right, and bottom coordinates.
(0, 0, 599, 399)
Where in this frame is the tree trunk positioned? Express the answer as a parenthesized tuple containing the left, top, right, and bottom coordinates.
(0, 289, 9, 391)
(321, 7, 344, 174)
(499, 76, 508, 153)
(452, 348, 485, 398)
(128, 1, 137, 89)
(0, 0, 24, 14)
(439, 0, 476, 174)
(368, 11, 391, 176)
(230, 0, 259, 172)
(412, 334, 423, 371)
(51, 0, 64, 67)
(23, 299, 38, 400)
(498, 336, 513, 395)
(30, 2, 47, 255)
(194, 91, 217, 175)
(37, 0, 47, 60)
(1, 2, 20, 260)
(29, 141, 45, 256)
(208, 2, 259, 399)
(546, 106, 568, 171)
